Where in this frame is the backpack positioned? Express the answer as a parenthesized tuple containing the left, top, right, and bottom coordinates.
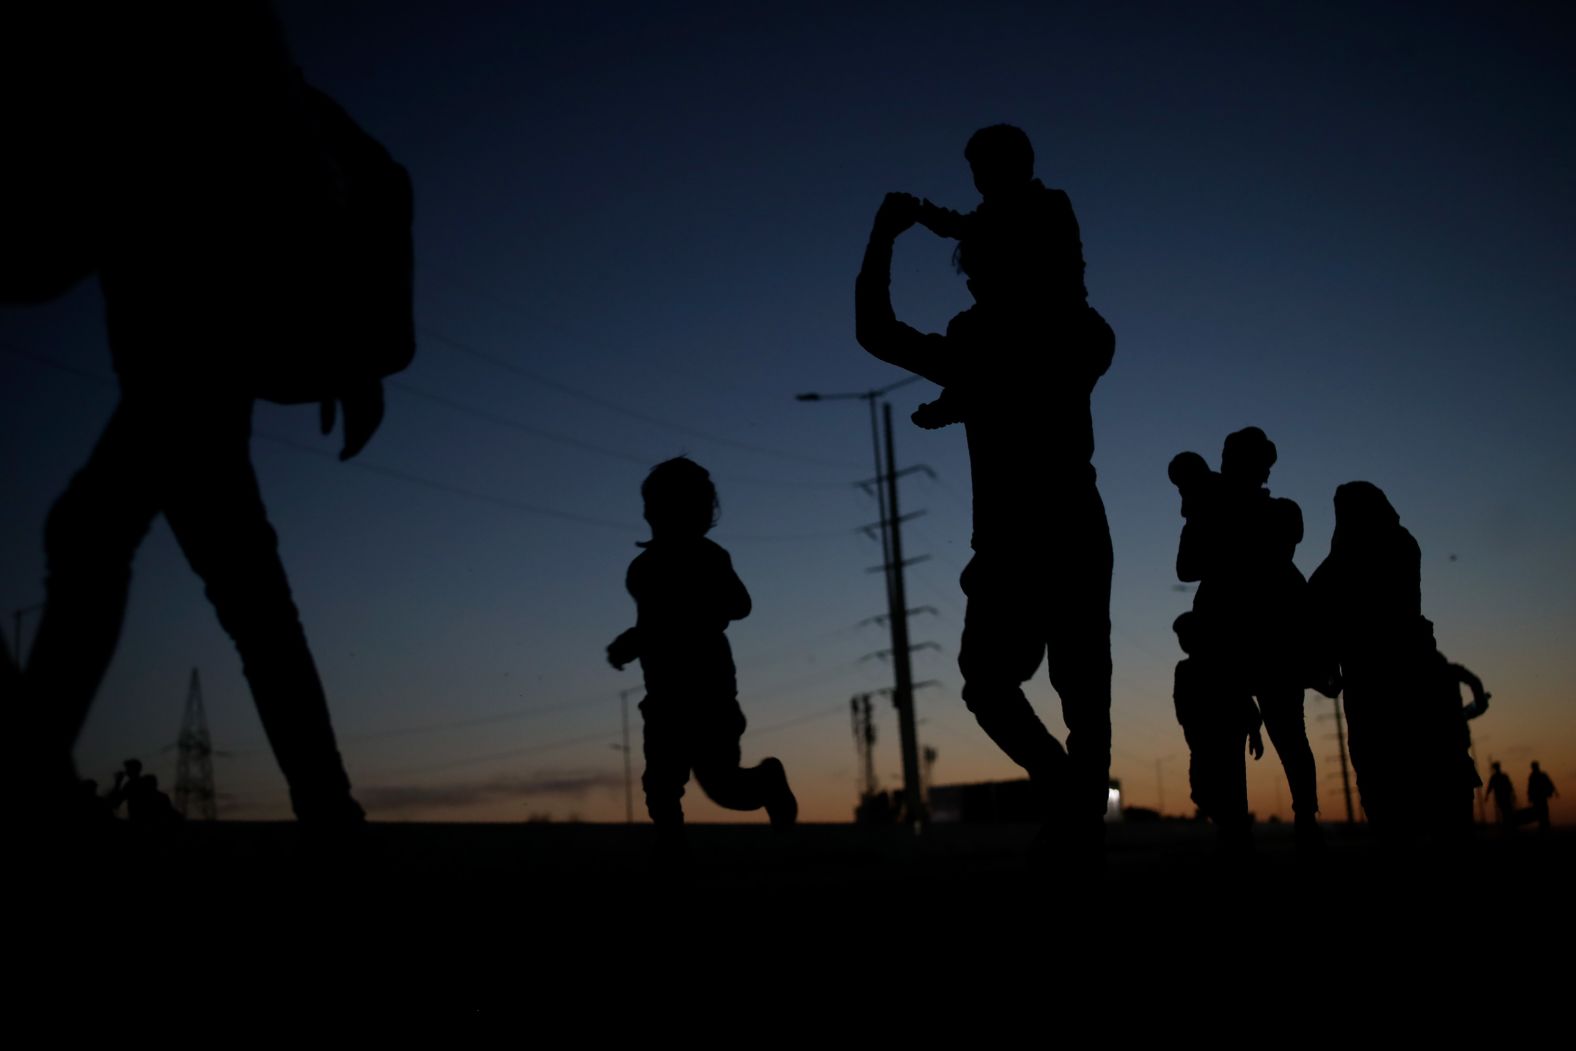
(247, 81, 416, 404)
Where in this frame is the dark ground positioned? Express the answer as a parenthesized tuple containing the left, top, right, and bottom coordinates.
(21, 819, 1570, 1023)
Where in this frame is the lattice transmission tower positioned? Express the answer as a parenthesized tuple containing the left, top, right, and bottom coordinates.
(174, 668, 217, 820)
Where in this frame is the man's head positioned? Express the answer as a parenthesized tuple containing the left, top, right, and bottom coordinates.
(642, 457, 719, 539)
(1172, 611, 1201, 655)
(124, 758, 143, 778)
(1532, 761, 1541, 772)
(1221, 427, 1277, 486)
(1492, 761, 1502, 773)
(965, 124, 1035, 199)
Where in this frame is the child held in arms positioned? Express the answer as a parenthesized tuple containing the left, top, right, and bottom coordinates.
(908, 124, 1107, 429)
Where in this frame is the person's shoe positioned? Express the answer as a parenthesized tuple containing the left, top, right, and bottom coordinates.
(1294, 815, 1325, 854)
(761, 757, 798, 830)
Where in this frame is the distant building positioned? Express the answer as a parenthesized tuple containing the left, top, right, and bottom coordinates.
(929, 778, 1123, 824)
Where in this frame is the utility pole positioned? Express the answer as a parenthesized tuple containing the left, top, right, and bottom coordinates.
(1331, 694, 1356, 824)
(797, 378, 937, 831)
(883, 403, 925, 829)
(1315, 697, 1358, 824)
(617, 687, 640, 824)
(1155, 753, 1179, 815)
(851, 692, 878, 801)
(174, 668, 217, 821)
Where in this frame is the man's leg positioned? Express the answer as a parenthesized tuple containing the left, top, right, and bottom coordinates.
(958, 553, 1069, 801)
(1043, 491, 1114, 829)
(156, 398, 359, 822)
(24, 403, 161, 800)
(1257, 685, 1319, 822)
(1216, 730, 1252, 847)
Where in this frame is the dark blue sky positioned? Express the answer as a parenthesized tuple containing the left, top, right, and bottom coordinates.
(3, 1, 1572, 821)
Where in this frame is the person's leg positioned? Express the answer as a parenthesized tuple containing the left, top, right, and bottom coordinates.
(1257, 685, 1319, 823)
(1215, 729, 1252, 848)
(958, 553, 1068, 799)
(1043, 490, 1114, 830)
(691, 700, 796, 827)
(639, 698, 690, 828)
(155, 397, 358, 822)
(24, 403, 161, 799)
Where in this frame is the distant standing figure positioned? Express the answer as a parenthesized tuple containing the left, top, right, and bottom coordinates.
(1484, 762, 1516, 831)
(607, 458, 797, 853)
(1527, 762, 1558, 834)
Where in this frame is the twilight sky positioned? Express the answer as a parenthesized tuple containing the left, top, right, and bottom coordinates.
(3, 1, 1573, 825)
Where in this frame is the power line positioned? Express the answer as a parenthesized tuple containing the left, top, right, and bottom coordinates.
(421, 325, 859, 471)
(388, 378, 653, 466)
(388, 377, 853, 492)
(751, 703, 850, 736)
(2, 344, 854, 542)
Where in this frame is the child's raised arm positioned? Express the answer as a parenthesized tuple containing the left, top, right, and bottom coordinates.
(915, 198, 971, 240)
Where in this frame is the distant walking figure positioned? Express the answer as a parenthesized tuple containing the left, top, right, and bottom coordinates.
(12, 5, 414, 827)
(1309, 483, 1478, 838)
(1170, 428, 1321, 847)
(1484, 762, 1516, 831)
(855, 126, 1116, 851)
(1171, 612, 1263, 849)
(1527, 762, 1558, 834)
(607, 459, 797, 849)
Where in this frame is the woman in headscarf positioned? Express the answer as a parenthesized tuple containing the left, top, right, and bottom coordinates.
(1309, 483, 1476, 837)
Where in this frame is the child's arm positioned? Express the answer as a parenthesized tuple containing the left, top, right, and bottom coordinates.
(915, 199, 971, 241)
(607, 627, 640, 670)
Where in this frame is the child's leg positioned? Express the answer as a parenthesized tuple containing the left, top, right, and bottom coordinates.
(690, 700, 794, 824)
(1216, 730, 1251, 843)
(640, 700, 691, 827)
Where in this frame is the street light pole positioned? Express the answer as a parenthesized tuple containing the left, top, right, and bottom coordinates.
(618, 687, 641, 824)
(797, 375, 929, 828)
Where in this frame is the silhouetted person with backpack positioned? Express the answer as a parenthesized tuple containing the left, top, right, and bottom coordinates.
(1171, 428, 1322, 849)
(855, 160, 1116, 854)
(11, 4, 413, 829)
(607, 458, 797, 856)
(1309, 483, 1477, 840)
(1527, 762, 1557, 834)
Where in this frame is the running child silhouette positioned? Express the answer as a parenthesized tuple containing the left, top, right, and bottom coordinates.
(607, 458, 797, 847)
(906, 124, 1102, 429)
